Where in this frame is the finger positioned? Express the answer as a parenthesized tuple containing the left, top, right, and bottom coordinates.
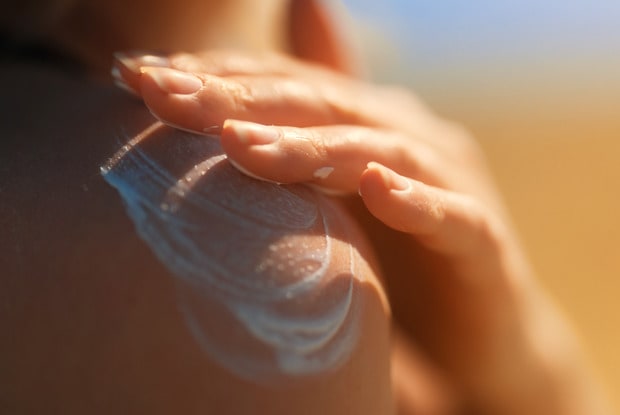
(118, 53, 436, 137)
(359, 162, 504, 258)
(111, 52, 171, 95)
(112, 50, 437, 135)
(169, 50, 332, 77)
(114, 50, 312, 78)
(137, 65, 370, 134)
(111, 50, 318, 95)
(219, 120, 444, 194)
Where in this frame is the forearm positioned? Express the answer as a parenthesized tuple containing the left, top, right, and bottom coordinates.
(470, 286, 613, 415)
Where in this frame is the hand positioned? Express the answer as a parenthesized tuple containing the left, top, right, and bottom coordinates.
(112, 50, 611, 414)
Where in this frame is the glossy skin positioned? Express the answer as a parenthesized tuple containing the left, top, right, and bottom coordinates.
(2, 2, 399, 413)
(111, 47, 614, 415)
(0, 61, 392, 414)
(1, 0, 615, 413)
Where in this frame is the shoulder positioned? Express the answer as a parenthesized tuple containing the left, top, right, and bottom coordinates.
(0, 63, 392, 414)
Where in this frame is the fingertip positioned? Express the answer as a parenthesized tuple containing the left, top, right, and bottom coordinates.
(221, 122, 346, 191)
(137, 68, 213, 134)
(140, 66, 203, 96)
(113, 51, 171, 74)
(220, 120, 276, 167)
(222, 119, 281, 146)
(220, 120, 281, 184)
(111, 52, 171, 96)
(220, 119, 243, 154)
(360, 162, 410, 198)
(110, 60, 140, 96)
(360, 163, 442, 237)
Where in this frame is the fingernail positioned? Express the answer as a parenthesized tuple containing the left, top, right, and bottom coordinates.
(367, 162, 410, 192)
(113, 51, 170, 74)
(224, 120, 280, 145)
(143, 67, 203, 95)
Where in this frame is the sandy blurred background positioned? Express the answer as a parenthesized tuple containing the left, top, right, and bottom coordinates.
(343, 0, 620, 410)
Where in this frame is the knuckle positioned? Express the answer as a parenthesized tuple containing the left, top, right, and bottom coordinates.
(225, 81, 254, 113)
(306, 130, 330, 159)
(428, 194, 448, 228)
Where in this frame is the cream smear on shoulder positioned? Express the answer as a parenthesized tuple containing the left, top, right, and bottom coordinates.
(101, 123, 363, 382)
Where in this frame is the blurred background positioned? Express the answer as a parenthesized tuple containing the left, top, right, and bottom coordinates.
(342, 0, 620, 410)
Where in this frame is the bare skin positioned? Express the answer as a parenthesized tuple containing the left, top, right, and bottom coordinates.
(0, 59, 396, 415)
(1, 0, 614, 413)
(1, 6, 450, 413)
(112, 48, 614, 415)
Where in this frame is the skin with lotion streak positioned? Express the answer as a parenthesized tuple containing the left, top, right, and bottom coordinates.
(100, 123, 365, 382)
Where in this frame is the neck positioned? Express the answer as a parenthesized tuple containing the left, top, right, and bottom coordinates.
(50, 0, 290, 78)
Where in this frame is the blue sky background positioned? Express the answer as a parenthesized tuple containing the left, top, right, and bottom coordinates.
(341, 0, 620, 81)
(339, 0, 620, 122)
(341, 1, 620, 59)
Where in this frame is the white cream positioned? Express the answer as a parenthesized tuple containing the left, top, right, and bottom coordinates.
(101, 122, 362, 382)
(313, 166, 334, 180)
